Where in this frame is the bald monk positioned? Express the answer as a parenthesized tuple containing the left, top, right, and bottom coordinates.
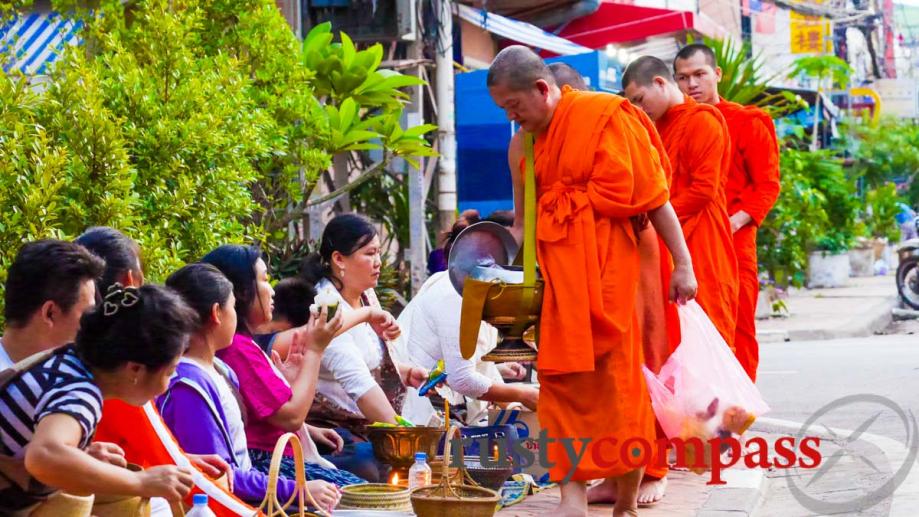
(488, 45, 698, 517)
(622, 56, 738, 349)
(507, 61, 587, 243)
(673, 44, 781, 382)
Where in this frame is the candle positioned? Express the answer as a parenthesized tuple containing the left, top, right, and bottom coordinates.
(492, 443, 499, 461)
(444, 399, 450, 429)
(391, 472, 400, 486)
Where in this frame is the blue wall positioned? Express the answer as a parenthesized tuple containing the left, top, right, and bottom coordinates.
(455, 51, 621, 216)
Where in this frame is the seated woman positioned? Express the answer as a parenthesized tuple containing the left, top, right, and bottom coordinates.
(77, 227, 237, 515)
(301, 214, 431, 482)
(200, 245, 364, 487)
(159, 263, 341, 512)
(0, 284, 197, 514)
(397, 220, 539, 422)
(260, 276, 401, 358)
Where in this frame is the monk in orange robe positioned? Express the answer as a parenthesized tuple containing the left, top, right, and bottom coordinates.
(507, 61, 588, 242)
(623, 56, 739, 349)
(488, 46, 698, 517)
(674, 44, 781, 382)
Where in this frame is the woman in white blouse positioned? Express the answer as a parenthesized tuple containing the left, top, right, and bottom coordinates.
(301, 214, 430, 481)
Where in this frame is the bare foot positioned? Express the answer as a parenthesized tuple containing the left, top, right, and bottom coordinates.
(556, 481, 588, 516)
(586, 478, 617, 504)
(636, 475, 667, 507)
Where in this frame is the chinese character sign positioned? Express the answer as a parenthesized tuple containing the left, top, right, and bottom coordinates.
(790, 0, 833, 54)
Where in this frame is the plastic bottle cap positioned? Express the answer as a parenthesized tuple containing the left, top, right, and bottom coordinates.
(193, 493, 208, 506)
(415, 452, 427, 462)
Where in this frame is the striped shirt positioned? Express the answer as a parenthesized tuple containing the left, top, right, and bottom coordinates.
(0, 345, 103, 458)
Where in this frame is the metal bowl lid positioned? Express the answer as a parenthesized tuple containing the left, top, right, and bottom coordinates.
(447, 221, 519, 295)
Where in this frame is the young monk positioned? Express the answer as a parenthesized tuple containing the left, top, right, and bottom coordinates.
(622, 57, 739, 348)
(487, 46, 698, 517)
(673, 44, 781, 382)
(614, 56, 740, 507)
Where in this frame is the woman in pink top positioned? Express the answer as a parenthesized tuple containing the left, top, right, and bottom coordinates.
(201, 245, 366, 487)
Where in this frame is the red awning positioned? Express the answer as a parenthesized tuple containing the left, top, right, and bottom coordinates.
(554, 1, 698, 48)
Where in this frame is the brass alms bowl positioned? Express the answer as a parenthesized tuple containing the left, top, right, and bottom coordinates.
(366, 426, 445, 470)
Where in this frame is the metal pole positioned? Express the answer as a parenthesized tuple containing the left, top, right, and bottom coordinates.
(435, 0, 458, 234)
(407, 4, 428, 294)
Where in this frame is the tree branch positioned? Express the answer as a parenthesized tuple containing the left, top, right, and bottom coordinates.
(306, 159, 385, 207)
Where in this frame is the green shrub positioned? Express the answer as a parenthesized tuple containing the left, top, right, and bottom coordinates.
(0, 0, 435, 322)
(863, 183, 902, 242)
(758, 149, 830, 287)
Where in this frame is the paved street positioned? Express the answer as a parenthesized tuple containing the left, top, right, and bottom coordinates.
(752, 324, 919, 517)
(498, 275, 917, 516)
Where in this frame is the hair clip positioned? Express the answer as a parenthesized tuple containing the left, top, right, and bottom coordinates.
(103, 283, 140, 316)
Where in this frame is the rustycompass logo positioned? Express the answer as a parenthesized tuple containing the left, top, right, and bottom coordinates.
(787, 394, 919, 514)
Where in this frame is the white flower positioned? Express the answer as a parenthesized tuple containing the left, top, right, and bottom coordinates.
(314, 286, 339, 309)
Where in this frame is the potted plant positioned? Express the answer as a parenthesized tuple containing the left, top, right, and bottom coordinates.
(804, 151, 859, 287)
(808, 235, 852, 288)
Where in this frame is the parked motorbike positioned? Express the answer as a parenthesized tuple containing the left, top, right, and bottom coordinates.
(896, 217, 919, 310)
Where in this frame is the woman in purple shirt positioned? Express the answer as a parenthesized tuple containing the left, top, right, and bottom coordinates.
(198, 246, 369, 487)
(158, 263, 353, 512)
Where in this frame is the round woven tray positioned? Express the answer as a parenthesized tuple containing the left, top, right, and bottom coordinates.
(339, 483, 412, 512)
(410, 426, 500, 517)
(481, 347, 537, 363)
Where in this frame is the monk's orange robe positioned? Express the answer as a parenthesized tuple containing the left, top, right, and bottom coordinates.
(655, 97, 739, 349)
(531, 88, 667, 481)
(628, 109, 681, 375)
(628, 109, 681, 481)
(716, 99, 781, 382)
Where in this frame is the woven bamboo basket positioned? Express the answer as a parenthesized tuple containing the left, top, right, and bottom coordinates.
(29, 492, 95, 517)
(410, 426, 500, 517)
(257, 432, 327, 517)
(91, 463, 151, 517)
(338, 483, 411, 511)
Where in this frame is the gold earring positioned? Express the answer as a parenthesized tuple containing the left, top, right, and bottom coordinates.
(340, 268, 346, 280)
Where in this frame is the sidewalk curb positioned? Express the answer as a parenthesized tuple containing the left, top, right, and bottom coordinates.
(756, 295, 897, 342)
(696, 468, 769, 517)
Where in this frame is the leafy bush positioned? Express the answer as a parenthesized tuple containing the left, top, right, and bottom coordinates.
(0, 0, 435, 322)
(757, 149, 830, 287)
(846, 118, 919, 205)
(863, 183, 902, 242)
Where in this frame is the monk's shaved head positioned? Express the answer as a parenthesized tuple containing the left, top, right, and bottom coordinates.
(621, 56, 676, 89)
(622, 56, 683, 122)
(487, 45, 555, 91)
(674, 44, 717, 70)
(548, 62, 587, 90)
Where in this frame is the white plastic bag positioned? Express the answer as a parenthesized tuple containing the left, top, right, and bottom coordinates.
(643, 301, 770, 446)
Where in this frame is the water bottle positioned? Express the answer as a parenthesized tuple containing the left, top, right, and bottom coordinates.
(186, 494, 217, 517)
(408, 452, 432, 490)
